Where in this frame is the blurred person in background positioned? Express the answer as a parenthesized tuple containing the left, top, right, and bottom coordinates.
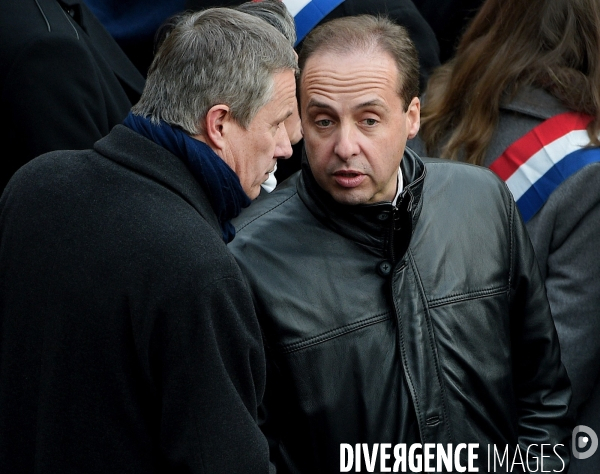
(0, 0, 145, 193)
(412, 1, 600, 471)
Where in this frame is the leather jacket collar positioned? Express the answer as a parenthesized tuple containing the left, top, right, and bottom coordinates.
(297, 147, 426, 259)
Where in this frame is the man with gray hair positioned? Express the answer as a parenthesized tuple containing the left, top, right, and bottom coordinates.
(230, 14, 572, 473)
(233, 0, 302, 193)
(0, 8, 296, 473)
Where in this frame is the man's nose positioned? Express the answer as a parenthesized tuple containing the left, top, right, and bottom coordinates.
(333, 123, 360, 160)
(274, 122, 293, 159)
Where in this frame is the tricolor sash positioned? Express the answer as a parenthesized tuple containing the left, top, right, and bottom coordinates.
(490, 112, 600, 222)
(283, 0, 345, 45)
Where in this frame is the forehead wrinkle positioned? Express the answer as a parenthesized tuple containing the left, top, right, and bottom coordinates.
(302, 71, 394, 104)
(280, 76, 297, 95)
(302, 69, 391, 88)
(301, 52, 400, 112)
(302, 51, 395, 81)
(303, 82, 393, 114)
(303, 76, 391, 97)
(272, 75, 297, 115)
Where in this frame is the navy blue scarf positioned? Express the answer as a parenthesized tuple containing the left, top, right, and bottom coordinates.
(123, 113, 250, 242)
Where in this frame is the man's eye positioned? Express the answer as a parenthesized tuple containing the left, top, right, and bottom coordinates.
(315, 119, 332, 127)
(363, 118, 378, 126)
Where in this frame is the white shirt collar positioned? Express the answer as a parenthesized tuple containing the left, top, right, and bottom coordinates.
(391, 167, 403, 206)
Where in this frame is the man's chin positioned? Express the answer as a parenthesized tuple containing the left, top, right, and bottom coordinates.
(245, 185, 261, 200)
(329, 188, 372, 206)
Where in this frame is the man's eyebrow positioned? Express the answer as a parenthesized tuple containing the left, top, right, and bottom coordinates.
(274, 109, 293, 125)
(306, 98, 389, 111)
(306, 99, 332, 110)
(355, 99, 388, 111)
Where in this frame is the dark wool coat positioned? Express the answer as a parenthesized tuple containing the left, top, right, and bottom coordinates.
(0, 0, 145, 192)
(0, 125, 270, 473)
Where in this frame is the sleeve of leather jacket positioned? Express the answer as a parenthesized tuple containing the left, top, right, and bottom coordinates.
(509, 198, 573, 472)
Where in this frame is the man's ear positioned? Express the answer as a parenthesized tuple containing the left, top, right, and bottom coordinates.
(200, 104, 231, 151)
(406, 97, 421, 140)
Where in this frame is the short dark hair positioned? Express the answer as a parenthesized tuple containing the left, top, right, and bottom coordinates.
(298, 15, 419, 111)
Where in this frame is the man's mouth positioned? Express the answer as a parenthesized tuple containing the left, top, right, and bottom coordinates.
(333, 170, 366, 188)
(266, 162, 278, 175)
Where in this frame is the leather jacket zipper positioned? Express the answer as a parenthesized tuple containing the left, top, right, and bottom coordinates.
(389, 189, 414, 266)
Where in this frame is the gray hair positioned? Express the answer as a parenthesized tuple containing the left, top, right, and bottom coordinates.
(132, 8, 298, 134)
(235, 0, 297, 47)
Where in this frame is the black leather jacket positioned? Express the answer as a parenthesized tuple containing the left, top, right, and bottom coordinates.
(230, 149, 572, 473)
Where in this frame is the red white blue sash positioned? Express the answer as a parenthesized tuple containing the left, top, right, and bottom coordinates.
(283, 0, 344, 45)
(490, 112, 600, 222)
